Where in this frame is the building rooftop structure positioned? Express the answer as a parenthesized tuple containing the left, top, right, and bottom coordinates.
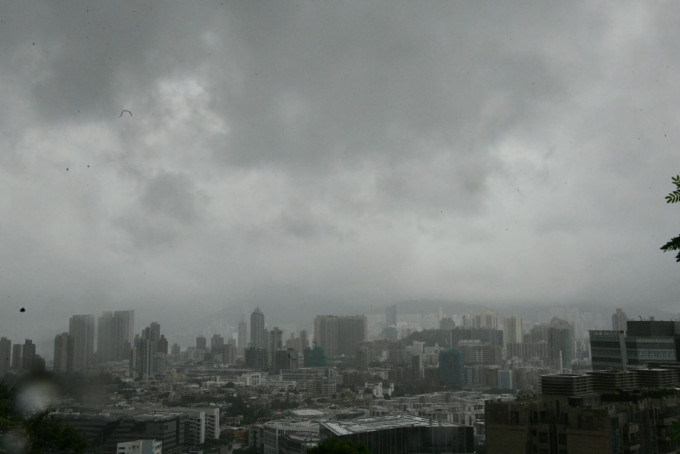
(289, 408, 326, 418)
(321, 414, 460, 436)
(320, 414, 474, 454)
(540, 373, 594, 397)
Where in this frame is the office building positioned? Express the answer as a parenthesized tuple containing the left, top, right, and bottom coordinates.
(69, 314, 95, 371)
(589, 330, 627, 370)
(590, 319, 680, 370)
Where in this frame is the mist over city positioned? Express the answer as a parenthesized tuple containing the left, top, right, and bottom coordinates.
(1, 1, 678, 350)
(2, 2, 680, 453)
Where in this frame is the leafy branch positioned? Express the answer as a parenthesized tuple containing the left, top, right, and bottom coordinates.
(661, 175, 680, 262)
(665, 175, 680, 203)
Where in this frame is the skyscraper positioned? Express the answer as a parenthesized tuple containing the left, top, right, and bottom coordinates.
(439, 348, 464, 387)
(299, 329, 309, 351)
(148, 322, 161, 342)
(21, 339, 36, 371)
(98, 310, 136, 363)
(478, 310, 499, 329)
(96, 312, 116, 363)
(269, 326, 283, 365)
(11, 344, 22, 370)
(314, 315, 367, 357)
(69, 314, 95, 371)
(196, 335, 207, 351)
(612, 308, 628, 331)
(113, 310, 134, 361)
(157, 335, 169, 354)
(386, 305, 397, 327)
(132, 335, 154, 380)
(503, 315, 523, 347)
(250, 307, 266, 348)
(549, 317, 575, 370)
(0, 338, 11, 377)
(211, 334, 224, 352)
(131, 322, 164, 379)
(238, 320, 248, 352)
(54, 333, 74, 373)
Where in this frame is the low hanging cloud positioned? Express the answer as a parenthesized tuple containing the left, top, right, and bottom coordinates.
(1, 1, 680, 352)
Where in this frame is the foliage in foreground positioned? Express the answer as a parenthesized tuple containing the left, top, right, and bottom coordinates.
(0, 380, 89, 454)
(661, 175, 680, 262)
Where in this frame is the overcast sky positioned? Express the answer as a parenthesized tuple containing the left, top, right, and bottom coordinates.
(1, 1, 679, 348)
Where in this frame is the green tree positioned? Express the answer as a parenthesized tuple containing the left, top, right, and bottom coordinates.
(0, 381, 89, 453)
(661, 175, 680, 262)
(23, 411, 89, 454)
(307, 437, 373, 454)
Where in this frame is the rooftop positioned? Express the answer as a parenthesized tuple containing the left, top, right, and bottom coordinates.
(322, 414, 459, 435)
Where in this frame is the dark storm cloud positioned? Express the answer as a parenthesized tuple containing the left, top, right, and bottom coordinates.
(117, 172, 208, 249)
(210, 2, 565, 174)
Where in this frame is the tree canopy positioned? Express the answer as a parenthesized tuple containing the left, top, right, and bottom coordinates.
(0, 381, 89, 453)
(661, 175, 680, 262)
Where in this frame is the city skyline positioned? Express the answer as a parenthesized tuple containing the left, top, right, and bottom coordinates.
(0, 303, 674, 367)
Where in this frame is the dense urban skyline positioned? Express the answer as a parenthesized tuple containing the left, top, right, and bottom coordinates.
(2, 3, 680, 355)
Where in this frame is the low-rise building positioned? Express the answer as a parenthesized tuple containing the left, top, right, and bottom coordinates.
(320, 414, 473, 454)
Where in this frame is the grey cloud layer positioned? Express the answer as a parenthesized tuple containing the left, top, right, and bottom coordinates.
(1, 2, 679, 348)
